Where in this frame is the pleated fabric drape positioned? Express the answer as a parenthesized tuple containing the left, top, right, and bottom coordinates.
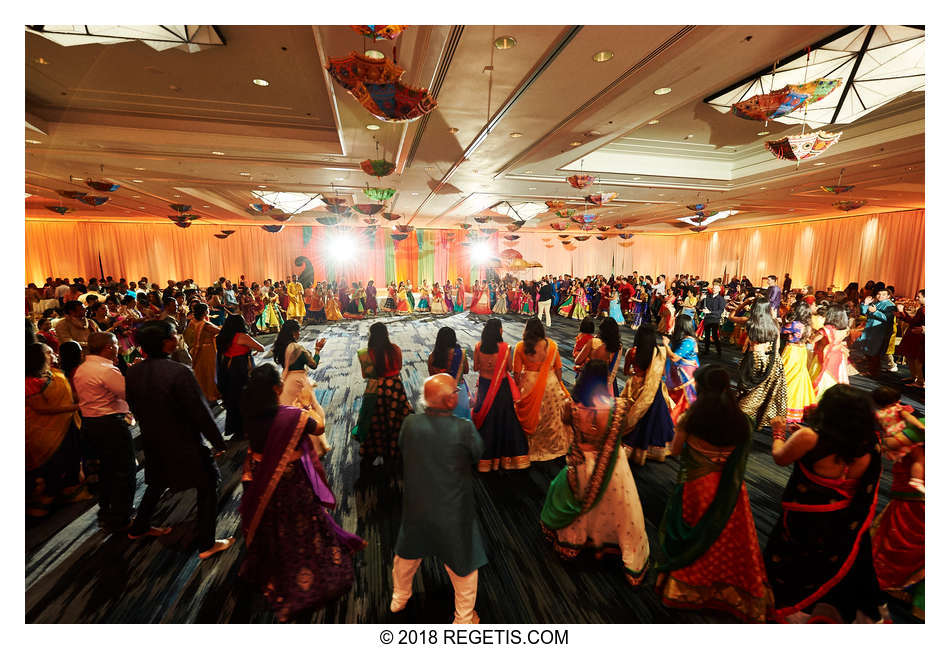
(25, 210, 923, 293)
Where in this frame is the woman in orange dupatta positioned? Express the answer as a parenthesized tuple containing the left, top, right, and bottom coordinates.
(472, 318, 529, 471)
(514, 318, 572, 461)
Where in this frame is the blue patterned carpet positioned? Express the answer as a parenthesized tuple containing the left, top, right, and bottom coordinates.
(25, 311, 924, 623)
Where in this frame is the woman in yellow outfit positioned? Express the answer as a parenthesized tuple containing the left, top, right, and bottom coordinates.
(285, 275, 306, 322)
(325, 287, 343, 321)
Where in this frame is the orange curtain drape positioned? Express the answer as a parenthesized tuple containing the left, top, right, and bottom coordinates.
(25, 210, 924, 294)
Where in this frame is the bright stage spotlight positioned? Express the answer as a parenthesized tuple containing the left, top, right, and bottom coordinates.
(326, 232, 357, 262)
(470, 241, 492, 265)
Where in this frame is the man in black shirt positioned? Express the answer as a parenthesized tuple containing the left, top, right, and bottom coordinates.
(699, 282, 726, 357)
(537, 280, 553, 327)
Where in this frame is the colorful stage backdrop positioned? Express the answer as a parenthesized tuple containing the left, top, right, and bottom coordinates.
(25, 209, 924, 294)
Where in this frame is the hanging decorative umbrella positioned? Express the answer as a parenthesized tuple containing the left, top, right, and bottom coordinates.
(360, 158, 396, 177)
(351, 203, 385, 216)
(261, 224, 284, 233)
(545, 243, 554, 249)
(554, 209, 576, 219)
(570, 213, 597, 224)
(221, 229, 235, 235)
(480, 228, 498, 235)
(585, 192, 617, 206)
(561, 240, 572, 245)
(269, 213, 294, 222)
(557, 234, 571, 239)
(214, 233, 230, 239)
(619, 242, 633, 248)
(168, 203, 191, 213)
(580, 224, 596, 231)
(597, 225, 610, 232)
(506, 223, 524, 232)
(316, 215, 340, 226)
(473, 214, 491, 224)
(391, 233, 410, 241)
(574, 235, 591, 241)
(619, 233, 634, 240)
(363, 187, 395, 201)
(821, 168, 855, 194)
(731, 79, 841, 122)
(327, 51, 437, 122)
(545, 200, 565, 210)
(550, 222, 568, 231)
(79, 196, 109, 206)
(833, 199, 867, 211)
(324, 204, 352, 216)
(45, 205, 73, 215)
(500, 249, 522, 261)
(381, 212, 402, 221)
(350, 25, 408, 40)
(363, 217, 378, 225)
(766, 130, 841, 162)
(86, 180, 120, 192)
(614, 223, 628, 230)
(394, 224, 414, 233)
(174, 220, 192, 229)
(324, 197, 347, 206)
(690, 225, 708, 233)
(566, 174, 595, 189)
(58, 190, 87, 200)
(503, 234, 521, 241)
(685, 203, 707, 212)
(596, 235, 609, 241)
(249, 202, 274, 214)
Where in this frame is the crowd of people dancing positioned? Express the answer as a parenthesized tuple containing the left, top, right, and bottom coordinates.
(25, 268, 924, 623)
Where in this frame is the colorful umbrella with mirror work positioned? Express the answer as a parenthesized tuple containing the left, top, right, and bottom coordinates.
(363, 187, 395, 201)
(261, 224, 284, 233)
(79, 196, 109, 206)
(86, 180, 120, 192)
(350, 25, 407, 40)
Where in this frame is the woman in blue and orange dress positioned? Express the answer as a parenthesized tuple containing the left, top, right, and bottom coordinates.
(655, 364, 772, 622)
(663, 314, 700, 425)
(454, 279, 466, 313)
(781, 301, 818, 423)
(765, 385, 883, 623)
(472, 318, 529, 472)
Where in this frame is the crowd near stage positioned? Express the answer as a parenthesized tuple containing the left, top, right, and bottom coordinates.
(25, 311, 923, 624)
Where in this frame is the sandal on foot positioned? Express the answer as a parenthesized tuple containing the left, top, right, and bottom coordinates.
(198, 537, 235, 559)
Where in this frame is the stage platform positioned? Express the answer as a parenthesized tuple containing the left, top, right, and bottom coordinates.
(25, 311, 923, 623)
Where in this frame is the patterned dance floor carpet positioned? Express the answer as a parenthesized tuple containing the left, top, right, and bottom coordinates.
(25, 311, 924, 623)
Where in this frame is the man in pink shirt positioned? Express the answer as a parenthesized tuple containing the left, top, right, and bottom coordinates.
(73, 332, 136, 533)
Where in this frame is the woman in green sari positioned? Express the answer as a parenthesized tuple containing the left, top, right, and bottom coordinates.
(540, 360, 650, 585)
(351, 322, 413, 466)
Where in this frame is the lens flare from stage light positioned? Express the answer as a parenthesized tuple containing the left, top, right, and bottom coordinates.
(471, 241, 492, 265)
(327, 232, 357, 262)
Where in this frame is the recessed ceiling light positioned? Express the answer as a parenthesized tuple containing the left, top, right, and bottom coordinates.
(138, 206, 145, 209)
(653, 87, 672, 95)
(592, 50, 614, 63)
(757, 131, 770, 136)
(528, 187, 536, 190)
(364, 49, 385, 60)
(252, 78, 269, 87)
(33, 57, 50, 65)
(258, 185, 267, 188)
(587, 130, 602, 136)
(203, 205, 211, 208)
(570, 141, 582, 146)
(132, 195, 140, 198)
(239, 172, 251, 176)
(657, 193, 665, 196)
(813, 162, 826, 166)
(211, 151, 225, 156)
(494, 36, 517, 50)
(335, 177, 345, 181)
(425, 167, 434, 171)
(169, 85, 181, 92)
(510, 132, 523, 138)
(686, 134, 695, 138)
(174, 194, 181, 198)
(133, 167, 146, 171)
(760, 187, 767, 190)
(632, 177, 641, 180)
(131, 179, 143, 183)
(524, 171, 533, 174)
(647, 119, 660, 125)
(25, 139, 42, 144)
(871, 163, 881, 168)
(366, 124, 381, 131)
(411, 192, 419, 196)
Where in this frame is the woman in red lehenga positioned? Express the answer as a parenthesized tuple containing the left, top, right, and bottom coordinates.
(808, 303, 851, 399)
(469, 280, 492, 314)
(654, 365, 772, 623)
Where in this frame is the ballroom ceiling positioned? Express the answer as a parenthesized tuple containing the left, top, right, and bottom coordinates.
(25, 25, 925, 234)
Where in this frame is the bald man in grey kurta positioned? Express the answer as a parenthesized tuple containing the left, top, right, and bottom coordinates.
(391, 374, 486, 623)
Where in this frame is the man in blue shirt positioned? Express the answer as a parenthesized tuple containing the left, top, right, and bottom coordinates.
(766, 275, 781, 314)
(858, 285, 896, 378)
